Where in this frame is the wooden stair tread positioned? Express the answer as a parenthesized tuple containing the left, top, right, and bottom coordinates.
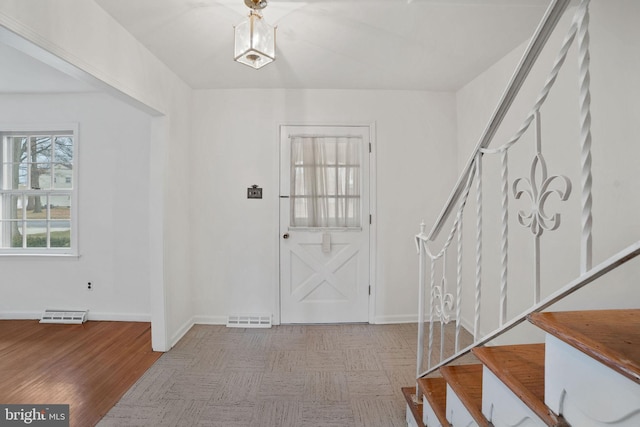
(418, 377, 449, 427)
(472, 344, 567, 426)
(401, 386, 425, 427)
(440, 364, 489, 427)
(528, 309, 640, 384)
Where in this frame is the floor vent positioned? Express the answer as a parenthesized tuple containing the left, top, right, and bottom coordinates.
(226, 314, 272, 328)
(40, 310, 88, 324)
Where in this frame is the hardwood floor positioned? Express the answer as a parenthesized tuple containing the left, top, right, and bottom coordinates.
(0, 320, 162, 427)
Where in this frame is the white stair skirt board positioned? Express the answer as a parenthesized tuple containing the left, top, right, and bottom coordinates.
(422, 395, 444, 427)
(40, 310, 88, 324)
(226, 314, 272, 328)
(446, 384, 478, 427)
(482, 366, 546, 427)
(544, 334, 640, 427)
(406, 405, 420, 427)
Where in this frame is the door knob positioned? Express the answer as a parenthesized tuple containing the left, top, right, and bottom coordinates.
(283, 233, 290, 239)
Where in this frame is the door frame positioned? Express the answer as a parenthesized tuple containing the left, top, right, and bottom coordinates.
(274, 122, 377, 325)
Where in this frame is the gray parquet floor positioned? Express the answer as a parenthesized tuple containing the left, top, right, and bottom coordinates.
(98, 323, 423, 427)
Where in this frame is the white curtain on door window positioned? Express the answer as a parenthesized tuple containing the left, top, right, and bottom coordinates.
(290, 135, 361, 228)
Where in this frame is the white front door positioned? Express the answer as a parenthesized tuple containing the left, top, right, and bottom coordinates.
(279, 125, 370, 324)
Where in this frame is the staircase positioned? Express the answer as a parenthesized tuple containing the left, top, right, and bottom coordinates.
(403, 308, 640, 427)
(402, 1, 640, 426)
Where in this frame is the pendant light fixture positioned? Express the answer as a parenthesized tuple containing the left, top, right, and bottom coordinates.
(234, 0, 276, 69)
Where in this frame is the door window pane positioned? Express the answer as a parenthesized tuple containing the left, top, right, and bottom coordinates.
(290, 135, 361, 228)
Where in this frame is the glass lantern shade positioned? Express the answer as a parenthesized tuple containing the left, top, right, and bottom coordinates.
(234, 11, 276, 69)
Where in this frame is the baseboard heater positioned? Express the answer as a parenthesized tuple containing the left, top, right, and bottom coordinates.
(226, 314, 272, 328)
(40, 309, 88, 324)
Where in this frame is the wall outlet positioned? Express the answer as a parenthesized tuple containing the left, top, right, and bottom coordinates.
(87, 282, 93, 290)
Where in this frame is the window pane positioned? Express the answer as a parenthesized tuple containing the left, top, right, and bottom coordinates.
(347, 167, 359, 194)
(347, 139, 360, 164)
(293, 166, 305, 195)
(54, 136, 73, 165)
(31, 163, 51, 189)
(1, 163, 24, 190)
(324, 140, 336, 165)
(7, 195, 23, 220)
(32, 136, 52, 163)
(337, 139, 347, 165)
(50, 195, 71, 219)
(26, 221, 47, 248)
(1, 137, 23, 190)
(26, 194, 47, 220)
(3, 221, 24, 248)
(18, 164, 28, 189)
(327, 197, 336, 221)
(325, 167, 337, 196)
(348, 198, 360, 225)
(6, 137, 27, 162)
(290, 135, 361, 228)
(53, 164, 72, 189)
(337, 167, 347, 195)
(292, 197, 308, 226)
(2, 163, 28, 190)
(50, 221, 71, 248)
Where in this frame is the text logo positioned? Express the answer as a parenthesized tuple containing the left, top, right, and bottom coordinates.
(0, 405, 69, 427)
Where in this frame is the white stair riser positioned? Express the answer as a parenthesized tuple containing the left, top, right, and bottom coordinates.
(545, 334, 640, 427)
(406, 405, 420, 427)
(482, 366, 547, 427)
(446, 384, 478, 427)
(422, 395, 444, 427)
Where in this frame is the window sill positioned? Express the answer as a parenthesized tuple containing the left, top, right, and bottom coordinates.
(0, 252, 79, 259)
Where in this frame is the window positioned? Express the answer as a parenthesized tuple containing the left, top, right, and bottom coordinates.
(290, 135, 361, 228)
(0, 126, 77, 254)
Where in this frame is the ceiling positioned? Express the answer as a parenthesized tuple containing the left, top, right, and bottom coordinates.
(0, 0, 550, 93)
(93, 0, 550, 91)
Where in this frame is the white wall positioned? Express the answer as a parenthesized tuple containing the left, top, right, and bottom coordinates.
(191, 89, 458, 324)
(0, 92, 152, 320)
(0, 0, 194, 350)
(455, 0, 640, 342)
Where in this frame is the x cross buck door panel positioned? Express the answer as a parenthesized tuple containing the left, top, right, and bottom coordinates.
(279, 125, 371, 324)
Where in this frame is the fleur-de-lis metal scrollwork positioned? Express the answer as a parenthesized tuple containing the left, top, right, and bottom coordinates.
(433, 277, 454, 324)
(513, 152, 572, 236)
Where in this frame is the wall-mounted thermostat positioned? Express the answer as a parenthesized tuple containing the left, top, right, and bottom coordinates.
(247, 185, 263, 199)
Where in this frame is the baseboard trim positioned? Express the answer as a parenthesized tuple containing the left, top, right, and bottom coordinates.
(373, 314, 468, 325)
(170, 316, 195, 348)
(0, 311, 150, 322)
(0, 311, 40, 320)
(89, 312, 151, 322)
(373, 314, 419, 324)
(192, 315, 227, 325)
(459, 315, 474, 335)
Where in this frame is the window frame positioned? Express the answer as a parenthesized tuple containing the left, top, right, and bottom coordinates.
(0, 123, 79, 256)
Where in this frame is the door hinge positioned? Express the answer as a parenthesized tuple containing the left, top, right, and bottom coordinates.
(369, 214, 372, 225)
(369, 142, 372, 153)
(368, 285, 371, 295)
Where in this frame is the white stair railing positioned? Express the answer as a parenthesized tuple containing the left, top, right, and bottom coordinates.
(414, 0, 610, 386)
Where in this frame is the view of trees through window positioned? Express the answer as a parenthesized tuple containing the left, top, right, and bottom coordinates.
(0, 132, 74, 251)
